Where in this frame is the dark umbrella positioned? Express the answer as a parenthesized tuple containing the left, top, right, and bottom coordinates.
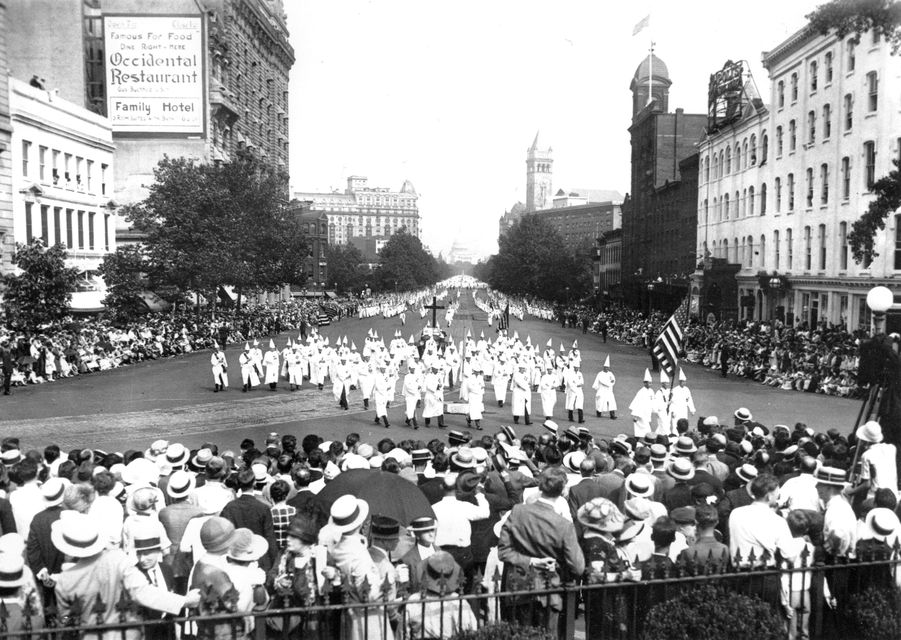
(315, 469, 434, 526)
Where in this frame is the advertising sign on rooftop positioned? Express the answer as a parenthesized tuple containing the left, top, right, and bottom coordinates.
(104, 15, 205, 135)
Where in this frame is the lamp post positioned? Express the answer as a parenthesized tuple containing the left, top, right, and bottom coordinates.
(647, 283, 655, 315)
(867, 285, 894, 335)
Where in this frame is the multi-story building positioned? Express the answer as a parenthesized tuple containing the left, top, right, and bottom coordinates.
(538, 201, 622, 253)
(290, 202, 328, 290)
(695, 25, 901, 330)
(10, 79, 116, 275)
(526, 132, 553, 213)
(9, 0, 293, 209)
(293, 176, 421, 247)
(0, 3, 13, 274)
(595, 228, 623, 303)
(622, 53, 707, 308)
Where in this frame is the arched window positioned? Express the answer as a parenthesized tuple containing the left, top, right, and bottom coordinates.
(761, 132, 768, 161)
(760, 234, 766, 268)
(726, 147, 732, 174)
(760, 183, 767, 215)
(750, 134, 757, 165)
(724, 193, 730, 220)
(748, 186, 755, 216)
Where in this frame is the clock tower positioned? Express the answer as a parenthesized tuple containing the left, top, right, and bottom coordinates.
(526, 132, 553, 212)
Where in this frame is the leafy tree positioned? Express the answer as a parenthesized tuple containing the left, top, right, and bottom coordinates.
(807, 0, 901, 53)
(1, 240, 79, 330)
(373, 228, 440, 292)
(98, 245, 148, 324)
(848, 159, 901, 265)
(326, 243, 366, 294)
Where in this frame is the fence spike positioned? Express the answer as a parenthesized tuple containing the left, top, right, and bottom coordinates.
(800, 544, 811, 568)
(0, 599, 9, 634)
(69, 595, 84, 627)
(492, 565, 502, 587)
(360, 575, 372, 603)
(471, 567, 484, 595)
(21, 591, 35, 633)
(380, 574, 392, 601)
(747, 548, 757, 568)
(92, 594, 107, 625)
(733, 549, 743, 567)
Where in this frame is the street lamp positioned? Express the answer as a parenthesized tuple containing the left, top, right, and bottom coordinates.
(647, 282, 655, 315)
(867, 285, 894, 335)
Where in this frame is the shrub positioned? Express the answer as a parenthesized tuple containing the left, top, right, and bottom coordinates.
(844, 586, 901, 640)
(449, 622, 556, 640)
(642, 584, 784, 640)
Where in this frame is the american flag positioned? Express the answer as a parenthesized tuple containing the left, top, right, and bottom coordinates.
(652, 297, 689, 377)
(497, 303, 510, 331)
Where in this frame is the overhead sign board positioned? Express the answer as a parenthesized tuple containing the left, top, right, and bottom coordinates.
(104, 15, 205, 135)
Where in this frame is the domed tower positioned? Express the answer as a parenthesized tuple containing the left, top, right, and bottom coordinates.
(630, 53, 671, 116)
(526, 131, 553, 212)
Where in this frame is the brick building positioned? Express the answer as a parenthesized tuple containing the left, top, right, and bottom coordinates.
(536, 200, 622, 253)
(622, 53, 706, 308)
(290, 202, 329, 290)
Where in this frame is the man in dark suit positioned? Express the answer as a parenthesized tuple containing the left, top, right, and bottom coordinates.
(566, 459, 606, 536)
(418, 452, 450, 505)
(400, 516, 450, 592)
(0, 338, 14, 395)
(26, 478, 65, 607)
(220, 468, 278, 570)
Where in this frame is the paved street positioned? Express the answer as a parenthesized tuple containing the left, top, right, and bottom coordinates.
(0, 291, 860, 453)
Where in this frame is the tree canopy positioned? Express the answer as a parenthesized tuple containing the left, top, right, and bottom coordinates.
(325, 243, 369, 294)
(1, 240, 79, 331)
(98, 245, 148, 323)
(372, 228, 444, 292)
(807, 0, 901, 52)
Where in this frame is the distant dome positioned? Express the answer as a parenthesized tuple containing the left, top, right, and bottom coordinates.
(633, 54, 670, 82)
(400, 179, 417, 195)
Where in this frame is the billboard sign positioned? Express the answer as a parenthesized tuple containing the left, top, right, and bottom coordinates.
(104, 15, 205, 135)
(707, 60, 746, 133)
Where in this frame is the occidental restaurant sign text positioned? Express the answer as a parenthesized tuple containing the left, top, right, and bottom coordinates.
(104, 15, 204, 134)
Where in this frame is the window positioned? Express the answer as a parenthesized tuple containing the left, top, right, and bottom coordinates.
(761, 133, 768, 162)
(789, 120, 796, 151)
(811, 61, 818, 90)
(775, 230, 781, 269)
(750, 135, 757, 165)
(104, 213, 110, 251)
(806, 168, 814, 207)
(864, 141, 877, 190)
(75, 157, 83, 191)
(40, 205, 48, 245)
(53, 207, 61, 245)
(823, 104, 832, 139)
(787, 228, 793, 269)
(77, 211, 84, 249)
(840, 222, 849, 270)
(847, 40, 855, 72)
(88, 212, 95, 250)
(713, 154, 719, 179)
(724, 193, 730, 220)
(51, 150, 59, 184)
(65, 209, 73, 249)
(86, 160, 93, 192)
(738, 190, 743, 217)
(804, 226, 812, 270)
(808, 110, 816, 144)
(101, 163, 108, 196)
(825, 51, 833, 83)
(749, 186, 755, 215)
(726, 147, 731, 174)
(819, 224, 827, 270)
(893, 216, 901, 270)
(867, 71, 878, 111)
(844, 94, 853, 131)
(760, 183, 767, 214)
(778, 81, 785, 107)
(38, 146, 47, 182)
(842, 156, 851, 199)
(704, 156, 710, 182)
(760, 234, 766, 268)
(21, 140, 30, 176)
(787, 173, 795, 211)
(775, 177, 782, 212)
(791, 72, 798, 101)
(747, 236, 754, 267)
(821, 163, 829, 204)
(742, 141, 748, 170)
(63, 153, 71, 187)
(776, 126, 783, 156)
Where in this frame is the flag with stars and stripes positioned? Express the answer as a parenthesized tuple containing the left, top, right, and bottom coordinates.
(652, 297, 689, 377)
(497, 303, 509, 332)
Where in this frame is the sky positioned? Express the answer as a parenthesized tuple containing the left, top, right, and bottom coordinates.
(285, 1, 816, 260)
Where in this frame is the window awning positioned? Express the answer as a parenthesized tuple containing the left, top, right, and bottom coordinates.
(325, 290, 338, 299)
(69, 290, 105, 313)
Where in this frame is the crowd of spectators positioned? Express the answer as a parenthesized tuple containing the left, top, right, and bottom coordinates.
(547, 304, 871, 399)
(0, 404, 895, 638)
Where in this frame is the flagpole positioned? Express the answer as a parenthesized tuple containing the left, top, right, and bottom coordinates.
(647, 41, 655, 106)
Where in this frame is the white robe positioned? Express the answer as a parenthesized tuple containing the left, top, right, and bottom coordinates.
(539, 372, 557, 417)
(629, 386, 656, 437)
(592, 370, 617, 412)
(492, 363, 511, 402)
(239, 352, 259, 387)
(564, 370, 584, 411)
(286, 350, 304, 386)
(669, 384, 696, 424)
(402, 373, 422, 419)
(511, 371, 531, 417)
(374, 373, 392, 417)
(211, 352, 228, 388)
(466, 375, 485, 420)
(263, 350, 280, 384)
(332, 363, 353, 401)
(423, 371, 444, 418)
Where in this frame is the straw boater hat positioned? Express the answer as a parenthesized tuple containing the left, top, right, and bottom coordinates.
(41, 477, 67, 508)
(667, 458, 695, 482)
(329, 495, 370, 533)
(165, 443, 191, 468)
(51, 512, 106, 558)
(563, 450, 586, 473)
(131, 519, 164, 554)
(864, 508, 898, 542)
(0, 554, 26, 588)
(166, 470, 195, 500)
(408, 516, 437, 533)
(814, 466, 848, 487)
(856, 420, 884, 444)
(625, 473, 655, 498)
(736, 464, 759, 484)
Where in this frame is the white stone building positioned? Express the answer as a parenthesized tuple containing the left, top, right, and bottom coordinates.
(696, 26, 901, 330)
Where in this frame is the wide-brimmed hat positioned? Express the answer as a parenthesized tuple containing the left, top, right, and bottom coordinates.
(625, 473, 654, 498)
(577, 497, 625, 533)
(616, 521, 646, 543)
(132, 519, 164, 553)
(815, 466, 847, 487)
(650, 444, 668, 462)
(165, 443, 190, 467)
(674, 437, 697, 456)
(856, 421, 884, 444)
(563, 450, 586, 473)
(734, 407, 753, 422)
(610, 439, 632, 457)
(671, 506, 697, 526)
(51, 512, 106, 558)
(166, 470, 195, 500)
(131, 487, 158, 512)
(450, 448, 476, 469)
(864, 508, 898, 541)
(0, 554, 26, 588)
(623, 497, 652, 522)
(227, 528, 269, 562)
(122, 458, 158, 486)
(370, 515, 401, 539)
(200, 517, 237, 554)
(736, 464, 758, 484)
(0, 449, 22, 466)
(542, 420, 559, 435)
(191, 448, 213, 470)
(667, 458, 695, 482)
(41, 477, 67, 507)
(563, 426, 582, 444)
(146, 440, 169, 459)
(408, 516, 437, 533)
(329, 495, 370, 533)
(447, 430, 469, 446)
(422, 551, 461, 594)
(287, 515, 320, 544)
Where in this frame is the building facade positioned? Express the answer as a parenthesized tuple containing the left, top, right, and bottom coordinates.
(695, 26, 901, 330)
(622, 54, 706, 308)
(0, 2, 13, 274)
(595, 228, 623, 302)
(536, 201, 622, 253)
(526, 132, 553, 212)
(293, 176, 421, 247)
(291, 203, 328, 289)
(10, 79, 116, 275)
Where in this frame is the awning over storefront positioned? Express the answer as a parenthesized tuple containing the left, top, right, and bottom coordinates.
(325, 290, 338, 299)
(219, 285, 237, 302)
(69, 290, 105, 314)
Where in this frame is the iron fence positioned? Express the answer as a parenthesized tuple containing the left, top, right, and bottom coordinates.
(1, 547, 899, 639)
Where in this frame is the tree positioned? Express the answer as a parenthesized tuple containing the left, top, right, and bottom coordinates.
(848, 159, 901, 264)
(98, 245, 148, 324)
(126, 154, 308, 310)
(807, 0, 901, 53)
(326, 243, 366, 294)
(1, 240, 79, 331)
(373, 228, 440, 292)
